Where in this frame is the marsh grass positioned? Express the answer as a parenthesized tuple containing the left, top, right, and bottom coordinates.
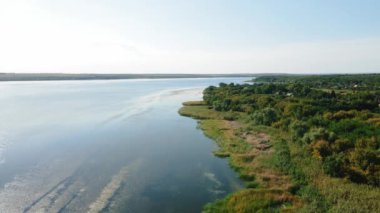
(179, 103, 380, 212)
(203, 189, 302, 213)
(179, 105, 223, 120)
(179, 104, 302, 212)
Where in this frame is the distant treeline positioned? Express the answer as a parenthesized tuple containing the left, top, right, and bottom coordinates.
(0, 73, 255, 81)
(255, 73, 380, 90)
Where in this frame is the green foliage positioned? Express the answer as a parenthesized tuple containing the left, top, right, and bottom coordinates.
(203, 189, 300, 213)
(255, 74, 380, 91)
(290, 121, 309, 140)
(202, 74, 380, 186)
(184, 74, 380, 212)
(273, 139, 330, 211)
(273, 139, 293, 172)
(250, 107, 279, 126)
(302, 128, 335, 145)
(322, 155, 344, 177)
(245, 181, 259, 189)
(329, 119, 380, 142)
(298, 186, 330, 213)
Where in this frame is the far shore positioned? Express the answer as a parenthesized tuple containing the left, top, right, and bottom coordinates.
(0, 73, 255, 82)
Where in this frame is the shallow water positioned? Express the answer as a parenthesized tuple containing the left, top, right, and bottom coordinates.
(0, 78, 247, 212)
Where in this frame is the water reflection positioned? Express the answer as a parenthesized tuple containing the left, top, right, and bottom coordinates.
(0, 78, 247, 212)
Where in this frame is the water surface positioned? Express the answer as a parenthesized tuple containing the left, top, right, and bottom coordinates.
(0, 78, 247, 212)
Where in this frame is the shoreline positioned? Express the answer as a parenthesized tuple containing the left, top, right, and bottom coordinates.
(179, 97, 380, 212)
(0, 73, 255, 82)
(178, 101, 302, 212)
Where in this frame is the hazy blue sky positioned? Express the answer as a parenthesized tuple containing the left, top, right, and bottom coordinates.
(0, 0, 379, 74)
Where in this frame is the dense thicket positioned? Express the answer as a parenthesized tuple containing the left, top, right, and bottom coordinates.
(203, 75, 380, 186)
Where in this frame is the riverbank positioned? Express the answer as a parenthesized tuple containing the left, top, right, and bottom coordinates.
(179, 101, 302, 212)
(179, 100, 380, 212)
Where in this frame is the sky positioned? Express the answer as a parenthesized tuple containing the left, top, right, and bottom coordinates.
(0, 0, 379, 74)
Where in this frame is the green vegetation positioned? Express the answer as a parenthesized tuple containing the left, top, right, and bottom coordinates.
(255, 74, 380, 91)
(179, 74, 380, 212)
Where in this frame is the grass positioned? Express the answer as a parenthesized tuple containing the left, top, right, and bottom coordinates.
(203, 189, 302, 213)
(179, 105, 222, 120)
(179, 103, 302, 212)
(289, 143, 380, 212)
(179, 102, 380, 212)
(182, 100, 207, 106)
(240, 124, 380, 212)
(179, 101, 241, 120)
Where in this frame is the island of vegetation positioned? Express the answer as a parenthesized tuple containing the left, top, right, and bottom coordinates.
(179, 74, 380, 212)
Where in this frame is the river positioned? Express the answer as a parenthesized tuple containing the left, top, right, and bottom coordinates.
(0, 78, 247, 212)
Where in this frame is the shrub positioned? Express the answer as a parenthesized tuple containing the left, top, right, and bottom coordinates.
(251, 107, 279, 126)
(322, 155, 344, 177)
(290, 121, 309, 140)
(302, 128, 335, 145)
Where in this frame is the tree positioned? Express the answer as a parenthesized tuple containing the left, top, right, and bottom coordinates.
(251, 107, 279, 126)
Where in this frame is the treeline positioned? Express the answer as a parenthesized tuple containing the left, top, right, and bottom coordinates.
(255, 73, 380, 90)
(203, 76, 380, 186)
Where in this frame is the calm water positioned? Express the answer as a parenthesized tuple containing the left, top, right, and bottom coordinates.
(0, 78, 248, 213)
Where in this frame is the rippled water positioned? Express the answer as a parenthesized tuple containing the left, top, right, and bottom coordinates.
(0, 78, 247, 212)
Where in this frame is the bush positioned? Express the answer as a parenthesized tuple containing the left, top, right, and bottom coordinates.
(302, 128, 335, 145)
(290, 121, 309, 140)
(251, 107, 279, 126)
(322, 155, 344, 177)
